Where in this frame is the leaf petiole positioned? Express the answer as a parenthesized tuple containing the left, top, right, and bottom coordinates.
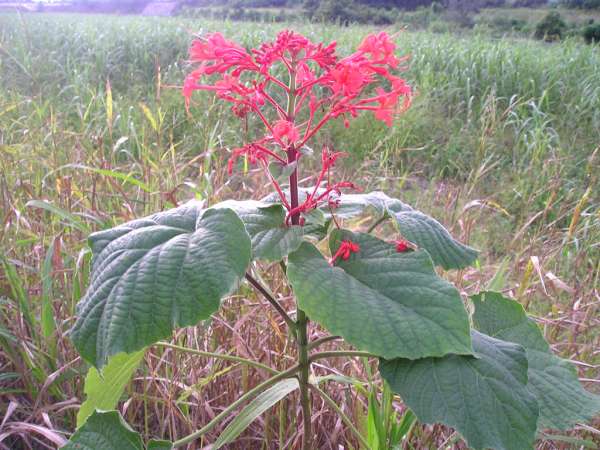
(307, 335, 342, 351)
(245, 272, 297, 333)
(367, 215, 389, 234)
(309, 350, 375, 363)
(154, 342, 279, 375)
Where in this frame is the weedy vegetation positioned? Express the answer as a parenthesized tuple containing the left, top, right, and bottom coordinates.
(0, 13, 599, 450)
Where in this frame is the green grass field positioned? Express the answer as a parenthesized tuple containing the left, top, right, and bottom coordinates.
(1, 12, 599, 449)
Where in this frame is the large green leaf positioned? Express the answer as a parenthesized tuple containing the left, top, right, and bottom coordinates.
(380, 330, 539, 450)
(77, 350, 146, 427)
(389, 209, 478, 270)
(334, 191, 410, 218)
(70, 207, 251, 368)
(63, 410, 144, 450)
(262, 189, 404, 219)
(287, 231, 472, 359)
(472, 291, 600, 430)
(333, 191, 477, 270)
(212, 378, 299, 449)
(212, 200, 302, 261)
(147, 440, 173, 450)
(264, 190, 477, 269)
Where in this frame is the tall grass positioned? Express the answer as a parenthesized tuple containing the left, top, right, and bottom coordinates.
(1, 13, 598, 449)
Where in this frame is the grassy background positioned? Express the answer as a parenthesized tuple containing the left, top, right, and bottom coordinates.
(0, 12, 599, 449)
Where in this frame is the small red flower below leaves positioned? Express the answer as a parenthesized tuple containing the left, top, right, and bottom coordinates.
(395, 239, 412, 253)
(330, 240, 360, 265)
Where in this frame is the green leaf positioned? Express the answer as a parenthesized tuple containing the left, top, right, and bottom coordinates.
(77, 350, 146, 427)
(487, 257, 510, 291)
(334, 192, 478, 269)
(70, 206, 251, 368)
(268, 160, 297, 182)
(63, 410, 143, 450)
(41, 238, 57, 347)
(147, 440, 173, 450)
(264, 190, 478, 269)
(213, 200, 302, 262)
(51, 163, 152, 193)
(334, 191, 410, 218)
(287, 231, 472, 359)
(212, 378, 299, 449)
(367, 390, 384, 449)
(302, 207, 326, 226)
(389, 209, 478, 270)
(394, 409, 416, 443)
(472, 291, 600, 430)
(26, 199, 90, 233)
(540, 433, 598, 448)
(380, 330, 539, 450)
(325, 191, 477, 270)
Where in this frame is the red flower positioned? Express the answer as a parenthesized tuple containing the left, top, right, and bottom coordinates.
(296, 62, 316, 86)
(184, 30, 412, 223)
(321, 147, 347, 170)
(306, 41, 337, 69)
(395, 239, 412, 253)
(189, 32, 257, 76)
(253, 31, 337, 70)
(330, 240, 360, 265)
(254, 30, 308, 66)
(358, 32, 399, 68)
(182, 67, 205, 110)
(327, 61, 371, 97)
(373, 88, 398, 126)
(272, 120, 299, 145)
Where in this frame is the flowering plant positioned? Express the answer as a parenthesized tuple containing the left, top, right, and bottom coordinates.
(65, 31, 600, 450)
(184, 30, 411, 226)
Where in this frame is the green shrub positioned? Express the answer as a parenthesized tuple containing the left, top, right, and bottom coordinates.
(397, 7, 436, 29)
(583, 22, 600, 42)
(312, 0, 355, 24)
(312, 0, 397, 25)
(560, 0, 600, 9)
(534, 11, 567, 41)
(428, 18, 452, 33)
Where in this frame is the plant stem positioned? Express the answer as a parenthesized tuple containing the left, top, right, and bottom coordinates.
(155, 342, 279, 375)
(172, 365, 300, 448)
(367, 214, 389, 233)
(296, 309, 311, 450)
(286, 60, 312, 450)
(308, 335, 341, 350)
(309, 350, 374, 363)
(245, 272, 297, 332)
(309, 384, 370, 449)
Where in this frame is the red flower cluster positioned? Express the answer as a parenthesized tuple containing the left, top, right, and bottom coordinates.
(329, 240, 361, 265)
(184, 30, 412, 224)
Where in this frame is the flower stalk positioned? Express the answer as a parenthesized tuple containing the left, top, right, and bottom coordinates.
(285, 64, 312, 450)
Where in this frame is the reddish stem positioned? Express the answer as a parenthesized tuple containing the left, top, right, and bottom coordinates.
(253, 143, 288, 164)
(299, 111, 333, 148)
(260, 159, 291, 210)
(261, 89, 288, 119)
